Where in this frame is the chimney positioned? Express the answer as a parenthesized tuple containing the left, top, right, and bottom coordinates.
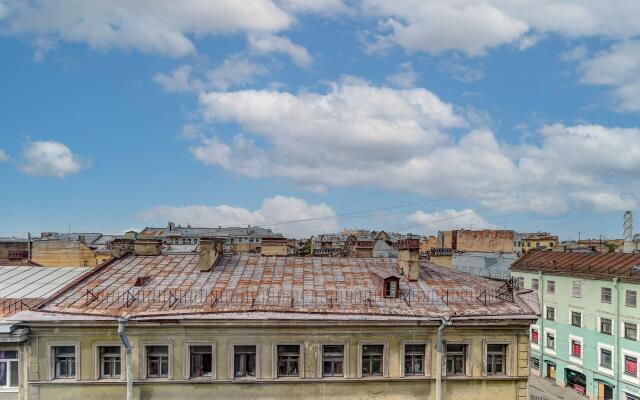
(168, 222, 175, 231)
(398, 238, 420, 281)
(134, 239, 162, 256)
(199, 237, 223, 271)
(78, 234, 86, 244)
(624, 211, 635, 253)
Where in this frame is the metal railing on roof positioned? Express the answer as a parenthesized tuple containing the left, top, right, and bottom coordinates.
(0, 299, 33, 316)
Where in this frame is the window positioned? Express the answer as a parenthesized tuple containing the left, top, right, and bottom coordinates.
(99, 346, 121, 379)
(600, 348, 612, 369)
(547, 280, 555, 294)
(277, 345, 300, 377)
(625, 323, 638, 341)
(384, 280, 398, 298)
(361, 345, 384, 377)
(189, 346, 212, 378)
(625, 355, 638, 377)
(146, 346, 169, 378)
(531, 328, 539, 344)
(546, 306, 555, 321)
(233, 345, 256, 378)
(571, 311, 582, 327)
(446, 344, 467, 376)
(486, 344, 506, 375)
(531, 278, 539, 291)
(514, 277, 524, 288)
(404, 344, 425, 376)
(53, 346, 76, 379)
(322, 345, 344, 377)
(0, 351, 18, 388)
(531, 357, 540, 371)
(546, 333, 555, 350)
(572, 280, 582, 298)
(571, 340, 582, 358)
(627, 290, 637, 307)
(601, 318, 613, 335)
(602, 287, 612, 304)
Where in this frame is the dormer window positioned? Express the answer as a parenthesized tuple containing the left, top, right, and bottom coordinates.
(384, 280, 398, 298)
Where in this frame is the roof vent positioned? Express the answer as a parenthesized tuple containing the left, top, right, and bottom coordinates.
(134, 276, 151, 287)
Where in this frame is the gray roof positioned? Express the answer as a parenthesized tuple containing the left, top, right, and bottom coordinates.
(140, 226, 281, 239)
(0, 266, 90, 299)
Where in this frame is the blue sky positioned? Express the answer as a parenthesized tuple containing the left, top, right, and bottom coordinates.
(1, 0, 639, 239)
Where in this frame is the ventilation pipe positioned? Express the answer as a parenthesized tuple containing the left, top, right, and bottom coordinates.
(118, 317, 133, 400)
(624, 211, 635, 253)
(436, 317, 451, 400)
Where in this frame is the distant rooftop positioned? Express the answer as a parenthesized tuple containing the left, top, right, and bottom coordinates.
(139, 223, 281, 239)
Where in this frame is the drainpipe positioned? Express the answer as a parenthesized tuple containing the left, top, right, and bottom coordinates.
(436, 317, 451, 400)
(118, 317, 133, 400)
(538, 271, 544, 377)
(614, 278, 620, 400)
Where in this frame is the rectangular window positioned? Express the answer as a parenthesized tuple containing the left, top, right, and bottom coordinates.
(233, 345, 256, 378)
(601, 287, 612, 304)
(515, 277, 524, 288)
(322, 345, 344, 377)
(572, 281, 582, 298)
(384, 280, 398, 298)
(277, 345, 300, 377)
(486, 344, 506, 375)
(0, 351, 18, 388)
(625, 323, 638, 341)
(531, 356, 540, 371)
(99, 346, 121, 379)
(531, 329, 539, 344)
(571, 340, 582, 358)
(571, 311, 582, 327)
(53, 346, 76, 379)
(625, 355, 638, 377)
(362, 345, 384, 377)
(531, 278, 539, 291)
(546, 306, 555, 321)
(547, 280, 555, 294)
(601, 318, 613, 335)
(627, 290, 637, 307)
(546, 333, 555, 350)
(189, 346, 212, 378)
(404, 344, 425, 376)
(446, 344, 467, 376)
(146, 346, 169, 378)
(600, 348, 612, 369)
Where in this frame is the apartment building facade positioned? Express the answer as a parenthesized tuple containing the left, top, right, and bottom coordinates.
(511, 251, 640, 400)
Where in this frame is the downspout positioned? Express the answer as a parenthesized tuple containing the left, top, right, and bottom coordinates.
(118, 317, 133, 400)
(538, 271, 544, 377)
(436, 317, 451, 400)
(614, 278, 620, 400)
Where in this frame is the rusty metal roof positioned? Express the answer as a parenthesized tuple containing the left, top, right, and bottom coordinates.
(511, 250, 640, 282)
(28, 254, 538, 321)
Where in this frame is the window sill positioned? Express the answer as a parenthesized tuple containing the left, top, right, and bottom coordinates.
(0, 388, 19, 393)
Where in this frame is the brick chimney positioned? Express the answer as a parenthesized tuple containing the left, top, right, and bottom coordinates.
(398, 238, 420, 281)
(134, 239, 162, 256)
(199, 238, 223, 271)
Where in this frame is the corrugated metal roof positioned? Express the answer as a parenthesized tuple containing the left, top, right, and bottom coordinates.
(0, 266, 90, 298)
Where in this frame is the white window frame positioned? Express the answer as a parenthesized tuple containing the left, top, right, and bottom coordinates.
(622, 348, 640, 385)
(272, 342, 304, 379)
(141, 342, 173, 380)
(572, 280, 582, 298)
(547, 280, 555, 295)
(601, 287, 612, 304)
(184, 342, 216, 380)
(357, 341, 389, 378)
(0, 349, 19, 392)
(318, 342, 349, 379)
(530, 325, 540, 351)
(229, 343, 260, 380)
(597, 342, 615, 377)
(598, 316, 615, 336)
(400, 340, 430, 378)
(568, 335, 583, 366)
(48, 342, 80, 381)
(622, 321, 639, 341)
(544, 328, 556, 356)
(92, 342, 125, 381)
(569, 309, 583, 328)
(545, 305, 556, 322)
(626, 290, 637, 308)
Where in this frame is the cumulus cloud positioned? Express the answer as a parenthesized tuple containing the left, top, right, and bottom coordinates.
(248, 34, 312, 67)
(20, 140, 87, 177)
(385, 62, 419, 88)
(0, 149, 8, 161)
(154, 65, 204, 93)
(407, 209, 496, 233)
(279, 0, 349, 14)
(208, 55, 269, 90)
(138, 195, 338, 237)
(3, 0, 292, 57)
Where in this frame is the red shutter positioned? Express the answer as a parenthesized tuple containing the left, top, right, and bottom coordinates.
(572, 341, 581, 357)
(627, 358, 638, 375)
(531, 330, 539, 343)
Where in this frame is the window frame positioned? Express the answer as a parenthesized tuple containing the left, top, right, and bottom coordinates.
(530, 325, 540, 351)
(318, 342, 349, 379)
(626, 290, 637, 308)
(530, 356, 540, 372)
(572, 280, 582, 298)
(273, 343, 303, 379)
(483, 341, 511, 377)
(92, 342, 125, 381)
(357, 341, 388, 379)
(624, 322, 639, 341)
(184, 342, 216, 380)
(547, 280, 555, 295)
(568, 335, 583, 365)
(622, 349, 640, 385)
(601, 287, 612, 304)
(141, 342, 172, 380)
(531, 278, 539, 291)
(599, 316, 614, 336)
(0, 349, 19, 391)
(400, 340, 430, 378)
(597, 343, 614, 376)
(48, 342, 80, 381)
(544, 328, 556, 356)
(444, 341, 471, 377)
(545, 305, 556, 321)
(229, 343, 260, 380)
(570, 310, 583, 328)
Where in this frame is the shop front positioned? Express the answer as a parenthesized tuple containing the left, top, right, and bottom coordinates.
(565, 368, 587, 396)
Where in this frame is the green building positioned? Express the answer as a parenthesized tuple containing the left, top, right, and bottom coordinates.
(511, 251, 640, 400)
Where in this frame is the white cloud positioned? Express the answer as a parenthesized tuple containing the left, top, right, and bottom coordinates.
(385, 62, 419, 88)
(20, 140, 86, 177)
(438, 58, 484, 83)
(407, 209, 495, 234)
(4, 0, 292, 57)
(0, 149, 8, 162)
(154, 65, 204, 93)
(32, 36, 56, 62)
(138, 195, 338, 237)
(208, 55, 268, 90)
(560, 44, 588, 62)
(279, 0, 349, 14)
(248, 34, 312, 67)
(578, 41, 640, 112)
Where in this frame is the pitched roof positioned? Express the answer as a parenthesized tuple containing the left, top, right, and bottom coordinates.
(510, 250, 640, 282)
(22, 253, 538, 322)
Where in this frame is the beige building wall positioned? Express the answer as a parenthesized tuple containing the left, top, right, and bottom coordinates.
(454, 230, 515, 253)
(429, 255, 452, 267)
(20, 321, 531, 400)
(260, 244, 288, 256)
(31, 241, 98, 267)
